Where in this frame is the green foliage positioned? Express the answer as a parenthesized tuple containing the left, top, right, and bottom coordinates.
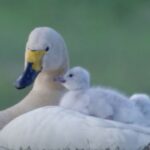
(0, 0, 150, 109)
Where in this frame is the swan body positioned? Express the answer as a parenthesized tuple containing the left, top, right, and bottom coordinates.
(0, 106, 150, 150)
(57, 67, 145, 125)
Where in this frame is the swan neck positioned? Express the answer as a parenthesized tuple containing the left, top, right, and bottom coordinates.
(33, 67, 68, 91)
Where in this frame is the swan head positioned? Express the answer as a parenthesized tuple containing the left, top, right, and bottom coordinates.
(15, 27, 69, 89)
(55, 66, 90, 90)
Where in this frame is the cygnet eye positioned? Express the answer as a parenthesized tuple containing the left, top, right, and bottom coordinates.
(45, 47, 49, 52)
(68, 74, 74, 78)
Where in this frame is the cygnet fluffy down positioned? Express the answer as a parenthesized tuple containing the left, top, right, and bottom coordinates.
(130, 93, 150, 119)
(56, 67, 145, 124)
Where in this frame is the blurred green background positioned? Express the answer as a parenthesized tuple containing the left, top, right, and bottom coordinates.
(0, 0, 150, 109)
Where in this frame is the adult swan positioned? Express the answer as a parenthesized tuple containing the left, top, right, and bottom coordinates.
(0, 27, 69, 129)
(0, 27, 150, 150)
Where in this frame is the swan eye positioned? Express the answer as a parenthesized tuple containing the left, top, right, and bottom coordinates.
(68, 74, 74, 78)
(45, 47, 49, 52)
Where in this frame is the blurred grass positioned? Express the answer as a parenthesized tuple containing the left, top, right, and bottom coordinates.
(0, 0, 150, 109)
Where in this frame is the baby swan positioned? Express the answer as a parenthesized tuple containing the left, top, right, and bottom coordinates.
(56, 67, 144, 124)
(130, 93, 150, 118)
(56, 66, 113, 118)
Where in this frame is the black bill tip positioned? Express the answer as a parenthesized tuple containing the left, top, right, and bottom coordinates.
(15, 63, 40, 89)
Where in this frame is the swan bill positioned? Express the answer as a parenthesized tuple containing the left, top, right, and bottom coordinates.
(15, 50, 46, 89)
(15, 63, 40, 89)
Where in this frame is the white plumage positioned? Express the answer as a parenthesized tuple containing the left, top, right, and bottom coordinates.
(0, 107, 150, 150)
(130, 93, 150, 119)
(57, 67, 146, 125)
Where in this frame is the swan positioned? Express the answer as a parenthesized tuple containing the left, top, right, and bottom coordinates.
(130, 93, 150, 118)
(0, 27, 150, 150)
(0, 27, 69, 129)
(57, 66, 146, 125)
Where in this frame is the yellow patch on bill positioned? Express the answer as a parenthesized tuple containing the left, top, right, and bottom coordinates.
(25, 50, 46, 71)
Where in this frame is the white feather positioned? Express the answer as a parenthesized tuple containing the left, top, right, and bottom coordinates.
(0, 107, 150, 150)
(130, 93, 150, 118)
(59, 67, 147, 125)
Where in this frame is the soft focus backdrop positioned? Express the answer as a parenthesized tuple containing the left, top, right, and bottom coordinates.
(0, 0, 150, 109)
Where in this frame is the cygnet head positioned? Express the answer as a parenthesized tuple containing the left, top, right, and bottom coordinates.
(15, 27, 69, 89)
(130, 93, 150, 102)
(55, 66, 90, 90)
